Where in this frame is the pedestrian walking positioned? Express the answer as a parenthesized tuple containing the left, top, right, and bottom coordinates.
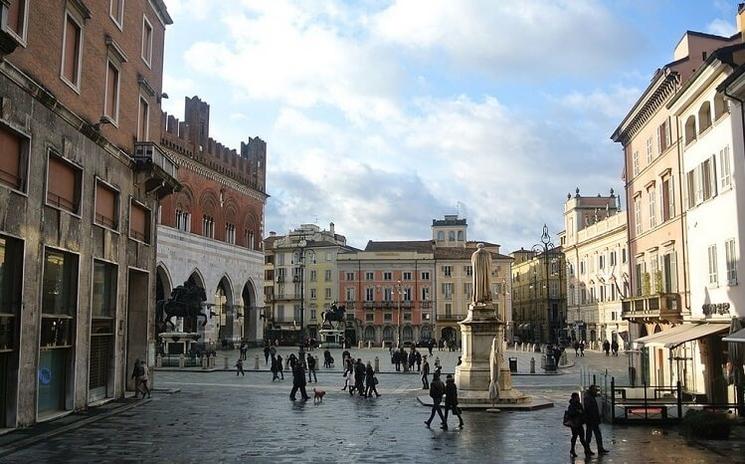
(584, 385, 609, 454)
(602, 340, 610, 357)
(392, 350, 401, 372)
(563, 392, 593, 458)
(421, 356, 430, 390)
(579, 340, 585, 357)
(290, 362, 309, 401)
(428, 339, 434, 356)
(342, 368, 353, 391)
(611, 340, 619, 357)
(264, 344, 271, 365)
(424, 373, 447, 430)
(271, 355, 279, 381)
(323, 349, 332, 368)
(235, 358, 245, 376)
(288, 353, 298, 370)
(444, 374, 464, 428)
(354, 358, 366, 397)
(408, 349, 416, 371)
(434, 356, 441, 374)
(573, 340, 580, 357)
(277, 354, 284, 380)
(131, 359, 151, 399)
(344, 357, 354, 376)
(365, 361, 380, 398)
(415, 350, 422, 372)
(307, 354, 318, 383)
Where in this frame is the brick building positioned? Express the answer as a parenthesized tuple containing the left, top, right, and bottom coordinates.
(0, 0, 178, 427)
(156, 96, 267, 348)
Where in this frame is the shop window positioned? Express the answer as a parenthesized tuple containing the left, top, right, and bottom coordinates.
(0, 236, 23, 352)
(41, 249, 77, 348)
(47, 153, 82, 214)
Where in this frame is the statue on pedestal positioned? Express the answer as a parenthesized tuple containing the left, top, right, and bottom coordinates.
(156, 280, 208, 331)
(471, 243, 492, 305)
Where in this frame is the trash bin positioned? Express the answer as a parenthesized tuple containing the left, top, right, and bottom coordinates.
(545, 354, 556, 372)
(509, 357, 518, 373)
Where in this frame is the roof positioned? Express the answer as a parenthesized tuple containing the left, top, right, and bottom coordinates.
(466, 240, 499, 248)
(364, 240, 433, 253)
(433, 218, 467, 226)
(434, 247, 512, 260)
(263, 235, 283, 249)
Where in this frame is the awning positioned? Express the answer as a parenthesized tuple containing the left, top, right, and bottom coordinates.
(724, 327, 745, 343)
(634, 323, 729, 348)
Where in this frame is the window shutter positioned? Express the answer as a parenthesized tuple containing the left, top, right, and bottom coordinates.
(95, 182, 117, 228)
(0, 127, 22, 189)
(47, 156, 78, 212)
(130, 203, 148, 242)
(670, 252, 678, 293)
(669, 175, 675, 217)
(710, 155, 717, 198)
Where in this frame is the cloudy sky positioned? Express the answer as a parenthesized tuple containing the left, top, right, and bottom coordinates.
(161, 0, 738, 251)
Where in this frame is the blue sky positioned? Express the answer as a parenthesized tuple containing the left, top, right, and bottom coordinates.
(160, 0, 739, 251)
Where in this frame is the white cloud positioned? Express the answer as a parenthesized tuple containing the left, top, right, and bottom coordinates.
(706, 18, 737, 37)
(371, 0, 641, 78)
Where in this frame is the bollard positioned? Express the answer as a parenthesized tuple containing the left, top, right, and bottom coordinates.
(374, 356, 379, 373)
(541, 354, 546, 369)
(359, 341, 363, 349)
(530, 357, 536, 373)
(178, 353, 185, 369)
(368, 341, 372, 349)
(201, 354, 208, 370)
(254, 355, 260, 370)
(210, 354, 216, 368)
(561, 351, 568, 367)
(224, 356, 229, 370)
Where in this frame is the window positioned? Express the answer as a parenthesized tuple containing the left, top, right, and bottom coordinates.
(383, 272, 392, 281)
(648, 185, 656, 229)
(6, 0, 28, 42)
(365, 313, 374, 322)
(225, 223, 236, 244)
(442, 266, 452, 277)
(701, 157, 716, 202)
(365, 287, 374, 301)
(365, 272, 374, 280)
(384, 288, 392, 301)
(141, 15, 153, 66)
(442, 283, 453, 300)
(325, 288, 331, 299)
(41, 249, 77, 347)
(714, 93, 729, 120)
(464, 282, 472, 299)
(384, 313, 392, 322)
(0, 236, 22, 353)
(130, 201, 151, 244)
(457, 231, 464, 240)
(109, 0, 124, 28)
(104, 60, 120, 123)
(0, 124, 28, 192)
(324, 270, 332, 282)
(610, 251, 616, 266)
(632, 151, 639, 176)
(94, 180, 118, 230)
(725, 238, 737, 286)
(698, 101, 712, 133)
(403, 312, 411, 321)
(345, 287, 354, 301)
(598, 255, 605, 270)
(92, 261, 117, 318)
(403, 287, 412, 301)
(661, 176, 675, 221)
(445, 303, 452, 317)
(657, 118, 672, 153)
(137, 97, 150, 141)
(61, 12, 82, 89)
(421, 286, 430, 301)
(421, 272, 430, 280)
(246, 231, 255, 249)
(436, 231, 444, 241)
(309, 289, 316, 300)
(622, 248, 627, 263)
(346, 272, 355, 281)
(175, 209, 190, 232)
(685, 115, 697, 145)
(402, 272, 412, 281)
(646, 136, 653, 163)
(687, 169, 697, 208)
(720, 146, 732, 190)
(201, 215, 214, 238)
(448, 231, 455, 241)
(708, 245, 718, 286)
(47, 153, 82, 214)
(465, 265, 473, 276)
(633, 195, 642, 235)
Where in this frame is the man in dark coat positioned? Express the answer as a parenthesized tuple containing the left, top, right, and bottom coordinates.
(307, 354, 317, 383)
(583, 385, 609, 454)
(444, 374, 464, 428)
(421, 356, 430, 390)
(354, 358, 366, 397)
(290, 362, 309, 401)
(424, 373, 447, 429)
(392, 350, 401, 372)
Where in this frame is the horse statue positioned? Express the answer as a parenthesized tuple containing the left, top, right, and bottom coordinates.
(322, 302, 346, 329)
(156, 280, 208, 331)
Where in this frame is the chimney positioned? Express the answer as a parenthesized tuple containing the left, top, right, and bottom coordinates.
(329, 222, 335, 235)
(738, 3, 745, 38)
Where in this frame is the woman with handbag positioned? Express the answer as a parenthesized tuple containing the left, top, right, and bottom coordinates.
(564, 392, 593, 458)
(365, 361, 380, 397)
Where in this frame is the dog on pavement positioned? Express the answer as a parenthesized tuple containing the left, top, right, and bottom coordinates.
(313, 388, 326, 404)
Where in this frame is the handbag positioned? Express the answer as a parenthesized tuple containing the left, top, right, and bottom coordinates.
(374, 377, 379, 385)
(563, 410, 573, 427)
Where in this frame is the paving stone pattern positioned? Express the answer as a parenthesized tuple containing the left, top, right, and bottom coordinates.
(3, 350, 740, 463)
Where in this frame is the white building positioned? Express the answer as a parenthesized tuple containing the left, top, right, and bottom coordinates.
(563, 189, 630, 349)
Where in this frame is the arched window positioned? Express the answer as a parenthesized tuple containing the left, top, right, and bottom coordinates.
(684, 115, 697, 145)
(714, 93, 728, 120)
(383, 326, 393, 341)
(457, 231, 464, 241)
(437, 231, 444, 241)
(448, 231, 455, 241)
(402, 325, 413, 341)
(364, 326, 375, 341)
(698, 101, 712, 133)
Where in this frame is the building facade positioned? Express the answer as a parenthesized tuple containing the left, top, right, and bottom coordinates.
(511, 245, 567, 344)
(265, 223, 353, 345)
(155, 96, 267, 348)
(612, 28, 741, 389)
(0, 0, 178, 427)
(563, 189, 630, 349)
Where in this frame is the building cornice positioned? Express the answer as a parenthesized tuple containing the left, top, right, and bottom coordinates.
(611, 71, 680, 145)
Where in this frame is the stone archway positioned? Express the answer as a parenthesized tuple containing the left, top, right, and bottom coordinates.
(186, 270, 205, 334)
(155, 264, 172, 303)
(242, 280, 259, 344)
(441, 327, 456, 342)
(215, 276, 235, 347)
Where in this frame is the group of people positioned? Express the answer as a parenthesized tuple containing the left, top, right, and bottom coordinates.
(342, 356, 380, 398)
(563, 385, 610, 457)
(602, 339, 620, 357)
(423, 372, 464, 430)
(572, 340, 586, 357)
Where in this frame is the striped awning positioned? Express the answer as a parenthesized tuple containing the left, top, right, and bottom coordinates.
(634, 323, 729, 348)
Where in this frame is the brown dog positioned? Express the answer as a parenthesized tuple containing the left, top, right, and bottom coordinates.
(313, 388, 326, 403)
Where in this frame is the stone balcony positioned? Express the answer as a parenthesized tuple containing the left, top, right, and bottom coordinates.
(436, 313, 467, 322)
(621, 293, 683, 322)
(133, 142, 180, 199)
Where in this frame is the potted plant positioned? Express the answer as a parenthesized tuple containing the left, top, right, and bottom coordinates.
(680, 409, 734, 440)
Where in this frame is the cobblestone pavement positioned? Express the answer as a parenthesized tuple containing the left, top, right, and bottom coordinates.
(4, 349, 741, 464)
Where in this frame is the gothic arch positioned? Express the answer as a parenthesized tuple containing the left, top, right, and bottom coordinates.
(198, 188, 219, 216)
(187, 268, 206, 289)
(156, 262, 172, 301)
(175, 184, 194, 211)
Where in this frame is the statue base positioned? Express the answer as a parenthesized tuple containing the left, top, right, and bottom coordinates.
(319, 328, 345, 348)
(158, 332, 201, 356)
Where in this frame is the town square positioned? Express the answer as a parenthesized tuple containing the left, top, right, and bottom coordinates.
(0, 1, 743, 463)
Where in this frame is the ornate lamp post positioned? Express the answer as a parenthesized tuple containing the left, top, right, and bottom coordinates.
(293, 239, 315, 358)
(531, 224, 557, 344)
(395, 279, 403, 348)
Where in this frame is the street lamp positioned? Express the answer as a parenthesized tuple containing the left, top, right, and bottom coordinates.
(531, 224, 557, 344)
(292, 239, 315, 359)
(395, 280, 403, 348)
